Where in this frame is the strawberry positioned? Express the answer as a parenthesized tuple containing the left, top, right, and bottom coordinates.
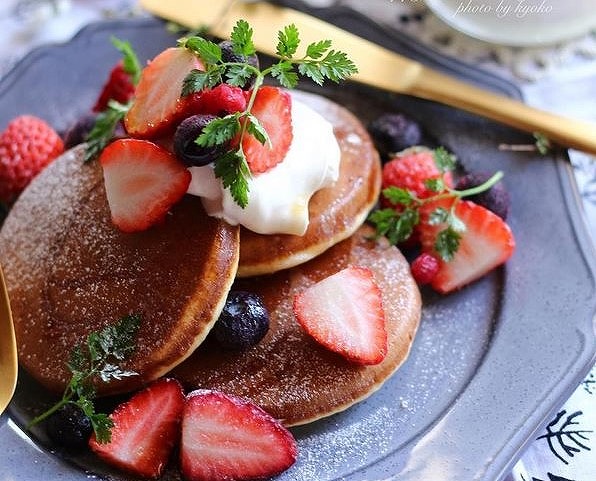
(93, 61, 136, 112)
(382, 146, 453, 201)
(0, 115, 64, 203)
(124, 47, 204, 138)
(99, 138, 191, 232)
(242, 86, 293, 174)
(89, 378, 185, 479)
(293, 266, 387, 365)
(419, 198, 515, 293)
(183, 83, 248, 116)
(180, 390, 298, 481)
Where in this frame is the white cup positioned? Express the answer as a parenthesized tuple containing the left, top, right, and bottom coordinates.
(425, 0, 596, 46)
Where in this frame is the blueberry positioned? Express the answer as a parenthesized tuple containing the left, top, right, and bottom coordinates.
(456, 172, 510, 220)
(45, 403, 92, 450)
(174, 114, 226, 167)
(218, 40, 259, 90)
(368, 113, 422, 159)
(212, 291, 270, 350)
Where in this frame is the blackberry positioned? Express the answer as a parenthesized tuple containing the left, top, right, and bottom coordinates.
(174, 114, 226, 167)
(62, 114, 97, 149)
(456, 172, 510, 220)
(368, 113, 422, 159)
(218, 40, 259, 89)
(45, 403, 92, 450)
(212, 291, 270, 350)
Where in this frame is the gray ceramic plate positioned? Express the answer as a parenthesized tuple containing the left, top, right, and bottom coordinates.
(0, 4, 595, 481)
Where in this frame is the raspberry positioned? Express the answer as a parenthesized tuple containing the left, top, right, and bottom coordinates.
(185, 83, 248, 116)
(410, 253, 440, 285)
(0, 115, 64, 203)
(93, 61, 136, 112)
(382, 146, 453, 200)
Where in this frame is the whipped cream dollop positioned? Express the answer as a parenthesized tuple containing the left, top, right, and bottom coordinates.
(187, 97, 341, 235)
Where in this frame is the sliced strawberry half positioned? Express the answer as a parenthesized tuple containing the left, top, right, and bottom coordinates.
(242, 86, 293, 174)
(89, 378, 185, 478)
(180, 390, 298, 481)
(293, 266, 387, 365)
(419, 198, 516, 293)
(100, 138, 191, 233)
(125, 47, 204, 138)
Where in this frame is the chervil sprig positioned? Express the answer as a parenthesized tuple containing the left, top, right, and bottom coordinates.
(179, 20, 357, 208)
(84, 37, 141, 162)
(368, 148, 504, 261)
(28, 314, 141, 444)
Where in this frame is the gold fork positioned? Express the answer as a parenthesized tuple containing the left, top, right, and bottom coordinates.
(140, 0, 596, 155)
(0, 265, 17, 415)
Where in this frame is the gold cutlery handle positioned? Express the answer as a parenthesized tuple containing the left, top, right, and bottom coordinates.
(409, 67, 596, 154)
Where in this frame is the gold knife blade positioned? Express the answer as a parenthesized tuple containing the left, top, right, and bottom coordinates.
(140, 0, 596, 155)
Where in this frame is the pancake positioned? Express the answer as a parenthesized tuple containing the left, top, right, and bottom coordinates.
(0, 145, 240, 395)
(173, 224, 421, 426)
(237, 90, 381, 277)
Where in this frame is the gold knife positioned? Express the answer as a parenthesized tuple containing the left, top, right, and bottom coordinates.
(140, 0, 596, 155)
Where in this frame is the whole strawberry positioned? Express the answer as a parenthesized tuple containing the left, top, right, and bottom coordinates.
(382, 146, 454, 200)
(0, 115, 64, 203)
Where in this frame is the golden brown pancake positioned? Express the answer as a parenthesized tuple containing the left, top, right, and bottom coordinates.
(237, 90, 381, 277)
(0, 145, 240, 395)
(173, 224, 421, 426)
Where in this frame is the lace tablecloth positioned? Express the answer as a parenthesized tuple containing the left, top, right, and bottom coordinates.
(0, 1, 594, 480)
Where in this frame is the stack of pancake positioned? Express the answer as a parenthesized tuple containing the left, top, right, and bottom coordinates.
(0, 91, 421, 426)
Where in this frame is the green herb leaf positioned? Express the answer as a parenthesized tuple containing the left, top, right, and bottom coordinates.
(434, 227, 461, 262)
(424, 177, 445, 193)
(317, 50, 358, 83)
(84, 100, 129, 162)
(214, 150, 251, 208)
(533, 132, 551, 155)
(428, 207, 450, 225)
(225, 63, 255, 87)
(230, 19, 256, 56)
(271, 61, 299, 88)
(197, 115, 241, 147)
(111, 37, 141, 85)
(245, 114, 270, 146)
(382, 186, 415, 207)
(433, 147, 457, 173)
(27, 315, 141, 443)
(306, 40, 332, 59)
(277, 24, 300, 58)
(367, 207, 419, 245)
(183, 36, 222, 64)
(182, 67, 222, 95)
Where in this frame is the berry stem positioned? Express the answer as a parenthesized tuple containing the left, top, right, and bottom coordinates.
(453, 170, 504, 198)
